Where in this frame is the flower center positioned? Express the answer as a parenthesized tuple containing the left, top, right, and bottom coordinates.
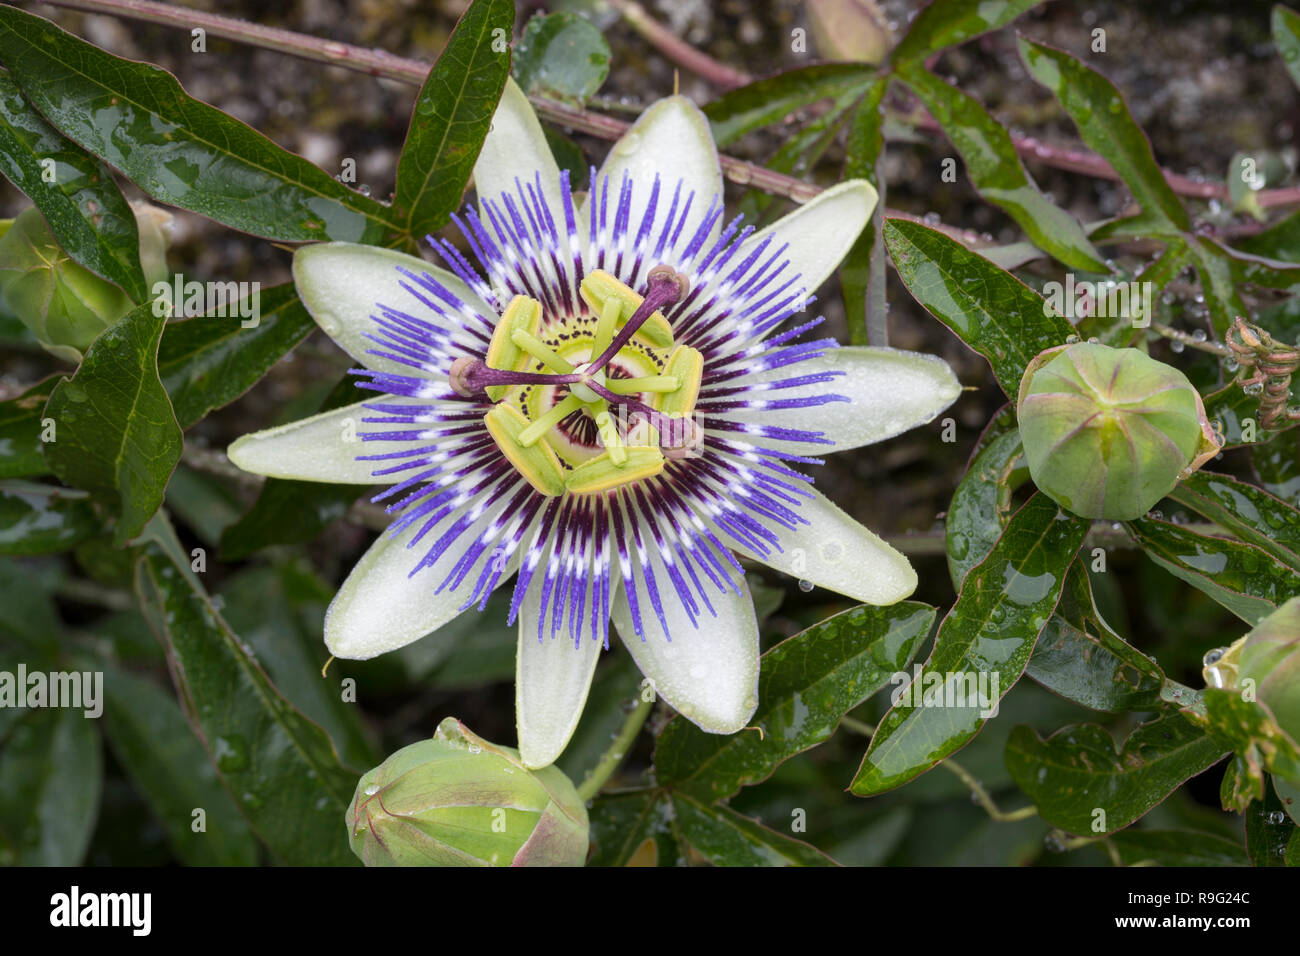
(451, 266, 703, 497)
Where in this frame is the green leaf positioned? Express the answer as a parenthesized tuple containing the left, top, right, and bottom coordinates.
(1245, 781, 1297, 866)
(883, 218, 1073, 397)
(1005, 713, 1226, 835)
(1018, 38, 1189, 235)
(0, 376, 55, 478)
(1274, 5, 1300, 92)
(703, 64, 872, 148)
(218, 562, 378, 771)
(513, 11, 610, 104)
(1190, 237, 1249, 336)
(670, 793, 838, 866)
(1203, 688, 1300, 809)
(1202, 382, 1291, 449)
(135, 545, 359, 866)
(395, 0, 513, 240)
(890, 0, 1047, 64)
(1252, 430, 1300, 506)
(0, 6, 399, 245)
(99, 663, 259, 866)
(1170, 471, 1300, 574)
(158, 284, 314, 430)
(657, 601, 935, 801)
(220, 375, 369, 560)
(0, 558, 59, 658)
(1027, 561, 1189, 713)
(852, 493, 1088, 795)
(42, 300, 182, 545)
(0, 69, 145, 302)
(0, 707, 101, 865)
(896, 65, 1105, 271)
(946, 426, 1023, 588)
(1126, 516, 1300, 625)
(1108, 829, 1249, 867)
(842, 78, 888, 346)
(588, 790, 679, 867)
(0, 479, 99, 554)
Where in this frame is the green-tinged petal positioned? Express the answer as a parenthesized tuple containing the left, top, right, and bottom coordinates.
(325, 507, 520, 660)
(515, 616, 605, 770)
(729, 486, 917, 606)
(227, 396, 436, 484)
(611, 562, 759, 735)
(737, 179, 876, 295)
(292, 242, 495, 372)
(714, 346, 960, 453)
(582, 95, 723, 258)
(474, 77, 564, 214)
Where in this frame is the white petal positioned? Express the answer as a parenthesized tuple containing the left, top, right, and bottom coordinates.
(610, 554, 759, 735)
(713, 346, 960, 453)
(737, 179, 876, 297)
(582, 96, 723, 263)
(325, 503, 520, 660)
(226, 395, 441, 484)
(515, 614, 605, 770)
(728, 485, 917, 606)
(474, 77, 563, 212)
(292, 242, 494, 373)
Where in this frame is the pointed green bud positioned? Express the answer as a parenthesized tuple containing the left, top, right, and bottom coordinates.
(131, 200, 173, 289)
(347, 717, 589, 867)
(0, 207, 133, 361)
(1016, 343, 1221, 520)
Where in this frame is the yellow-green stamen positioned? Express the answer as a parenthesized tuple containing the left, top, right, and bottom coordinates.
(483, 403, 567, 497)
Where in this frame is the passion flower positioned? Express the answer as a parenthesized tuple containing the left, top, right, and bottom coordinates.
(347, 717, 588, 867)
(1016, 342, 1220, 520)
(228, 80, 961, 768)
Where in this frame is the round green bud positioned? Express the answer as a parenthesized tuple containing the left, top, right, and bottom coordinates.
(1016, 343, 1221, 520)
(0, 207, 132, 361)
(347, 717, 589, 867)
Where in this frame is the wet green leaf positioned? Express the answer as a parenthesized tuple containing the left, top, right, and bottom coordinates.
(0, 479, 99, 554)
(158, 284, 314, 430)
(395, 0, 513, 239)
(1252, 430, 1300, 506)
(1244, 781, 1297, 865)
(1005, 713, 1226, 835)
(135, 543, 359, 866)
(513, 11, 609, 104)
(842, 78, 888, 346)
(0, 69, 145, 302)
(703, 64, 872, 147)
(883, 218, 1073, 397)
(1126, 516, 1300, 625)
(0, 707, 101, 865)
(1018, 38, 1188, 235)
(588, 790, 678, 866)
(219, 562, 378, 771)
(670, 793, 838, 866)
(658, 601, 934, 801)
(43, 300, 182, 545)
(1203, 688, 1300, 808)
(945, 426, 1023, 588)
(100, 663, 259, 866)
(1170, 471, 1300, 574)
(1274, 5, 1300, 92)
(1108, 828, 1249, 866)
(0, 376, 55, 478)
(1027, 561, 1183, 713)
(896, 65, 1105, 272)
(890, 0, 1047, 64)
(852, 493, 1088, 795)
(0, 6, 398, 245)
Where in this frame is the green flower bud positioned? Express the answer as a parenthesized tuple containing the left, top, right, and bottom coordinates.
(131, 201, 174, 289)
(1016, 343, 1221, 520)
(347, 717, 589, 867)
(0, 207, 132, 362)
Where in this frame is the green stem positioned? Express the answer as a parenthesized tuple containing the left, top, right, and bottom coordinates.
(575, 693, 654, 802)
